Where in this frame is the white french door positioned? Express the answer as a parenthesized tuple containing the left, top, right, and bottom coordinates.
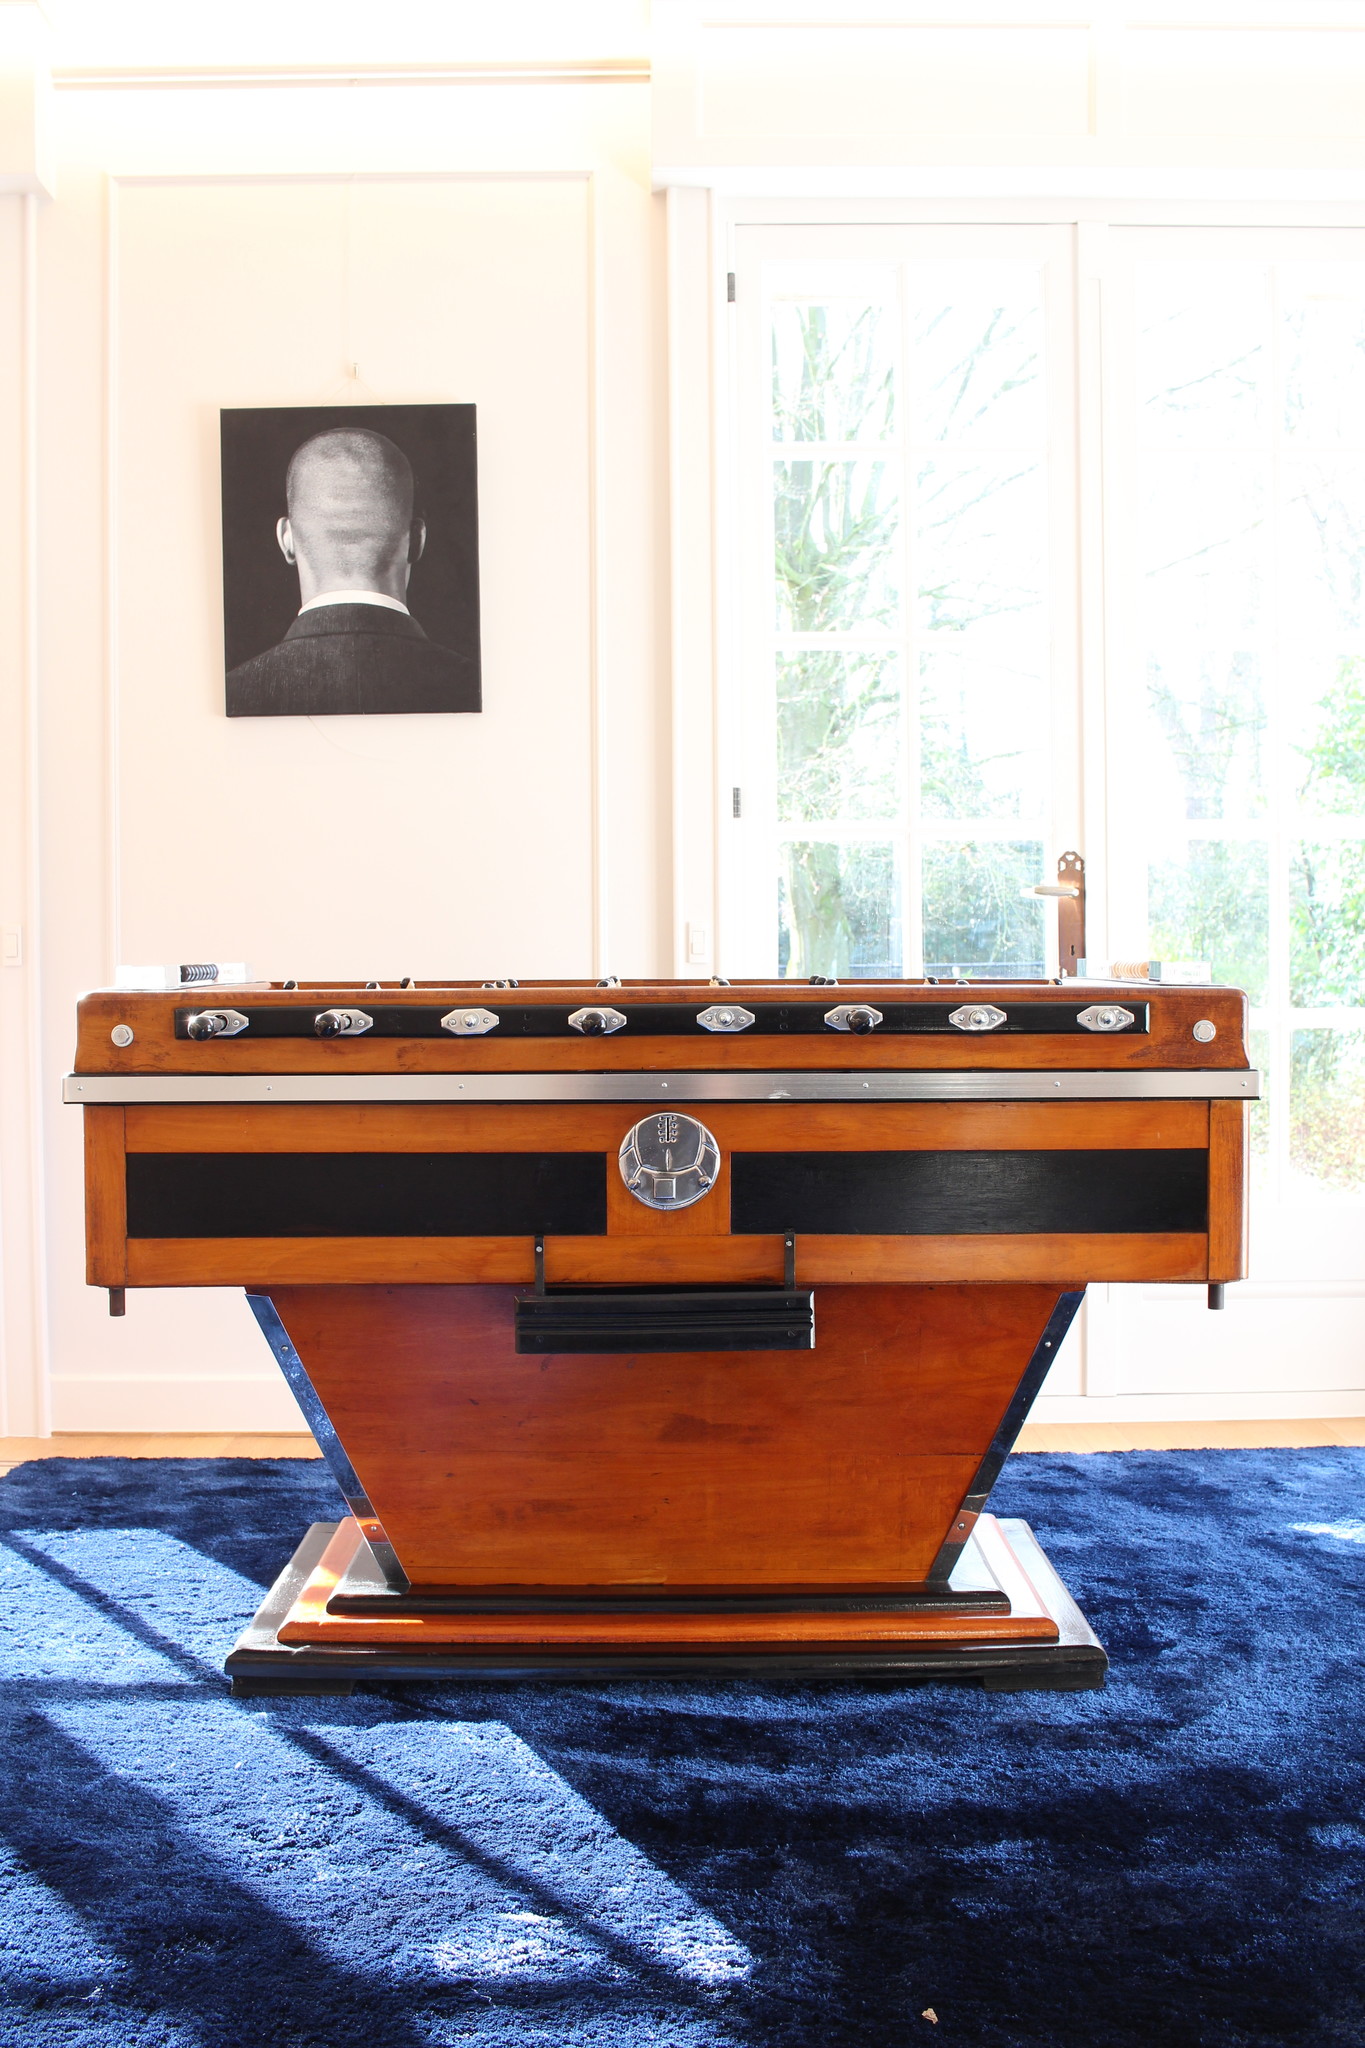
(722, 216, 1365, 1417)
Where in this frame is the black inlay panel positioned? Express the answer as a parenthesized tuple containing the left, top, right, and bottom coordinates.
(173, 1000, 1148, 1040)
(126, 1152, 607, 1239)
(514, 1288, 815, 1354)
(731, 1150, 1206, 1236)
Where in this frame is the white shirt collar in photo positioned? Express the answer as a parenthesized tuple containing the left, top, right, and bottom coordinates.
(298, 590, 410, 616)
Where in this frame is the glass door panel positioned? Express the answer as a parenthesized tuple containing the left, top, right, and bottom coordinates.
(1109, 235, 1365, 1247)
(731, 229, 1075, 982)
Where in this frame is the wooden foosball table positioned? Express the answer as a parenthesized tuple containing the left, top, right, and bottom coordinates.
(67, 975, 1255, 1694)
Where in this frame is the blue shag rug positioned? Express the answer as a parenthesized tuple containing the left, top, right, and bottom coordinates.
(0, 1450, 1361, 2048)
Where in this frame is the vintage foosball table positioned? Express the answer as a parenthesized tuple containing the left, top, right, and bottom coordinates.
(67, 975, 1255, 1694)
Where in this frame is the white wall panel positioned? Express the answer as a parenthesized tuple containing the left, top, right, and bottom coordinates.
(698, 24, 1091, 144)
(655, 3, 1365, 175)
(112, 174, 594, 982)
(8, 76, 659, 1434)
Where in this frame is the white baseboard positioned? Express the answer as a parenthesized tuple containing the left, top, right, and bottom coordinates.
(1029, 1389, 1365, 1425)
(48, 1375, 309, 1433)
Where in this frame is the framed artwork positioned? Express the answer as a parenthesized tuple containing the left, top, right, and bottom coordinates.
(220, 404, 481, 717)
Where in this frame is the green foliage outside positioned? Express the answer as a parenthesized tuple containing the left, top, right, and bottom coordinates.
(1147, 842, 1269, 1003)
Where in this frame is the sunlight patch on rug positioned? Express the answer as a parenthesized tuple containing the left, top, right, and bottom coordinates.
(10, 1528, 267, 1672)
(2, 1528, 750, 2008)
(321, 1720, 753, 1988)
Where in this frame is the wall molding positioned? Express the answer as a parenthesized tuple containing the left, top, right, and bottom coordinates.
(13, 191, 50, 1435)
(58, 61, 650, 92)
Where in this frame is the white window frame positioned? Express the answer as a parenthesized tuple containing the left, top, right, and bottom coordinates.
(665, 189, 1365, 1417)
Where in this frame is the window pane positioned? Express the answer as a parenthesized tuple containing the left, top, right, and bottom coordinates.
(1290, 1029, 1365, 1194)
(1294, 656, 1365, 814)
(1282, 459, 1365, 644)
(922, 840, 1044, 977)
(1146, 840, 1269, 1002)
(1249, 1026, 1271, 1193)
(1136, 264, 1269, 447)
(1142, 649, 1267, 821)
(914, 457, 1045, 637)
(771, 301, 896, 444)
(777, 653, 901, 824)
(919, 647, 1047, 821)
(1290, 841, 1365, 1006)
(1282, 267, 1365, 445)
(907, 268, 1044, 446)
(778, 842, 900, 979)
(774, 461, 900, 631)
(1138, 453, 1268, 644)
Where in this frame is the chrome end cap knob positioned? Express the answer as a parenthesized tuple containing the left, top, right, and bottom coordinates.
(948, 1003, 1007, 1032)
(568, 1006, 626, 1036)
(824, 1004, 883, 1034)
(441, 1007, 499, 1037)
(313, 1007, 373, 1038)
(1077, 1003, 1135, 1034)
(185, 1008, 249, 1041)
(619, 1112, 721, 1210)
(698, 1004, 755, 1033)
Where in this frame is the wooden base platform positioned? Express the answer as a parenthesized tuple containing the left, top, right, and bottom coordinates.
(225, 1514, 1108, 1695)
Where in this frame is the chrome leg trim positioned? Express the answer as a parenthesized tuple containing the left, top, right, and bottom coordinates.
(246, 1292, 409, 1591)
(926, 1287, 1087, 1585)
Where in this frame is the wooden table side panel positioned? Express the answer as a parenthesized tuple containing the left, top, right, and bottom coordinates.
(267, 1282, 1061, 1586)
(1208, 1098, 1250, 1281)
(83, 1107, 127, 1286)
(122, 1100, 1210, 1154)
(124, 1229, 1208, 1288)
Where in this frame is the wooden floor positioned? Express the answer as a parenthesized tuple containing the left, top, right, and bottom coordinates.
(1, 1419, 1363, 1476)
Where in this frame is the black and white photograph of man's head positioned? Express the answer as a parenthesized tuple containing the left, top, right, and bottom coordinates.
(221, 403, 481, 718)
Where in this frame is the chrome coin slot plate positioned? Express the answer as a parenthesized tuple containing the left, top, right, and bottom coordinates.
(619, 1112, 721, 1211)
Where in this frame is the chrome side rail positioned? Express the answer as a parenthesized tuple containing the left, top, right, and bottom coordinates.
(66, 1068, 1260, 1106)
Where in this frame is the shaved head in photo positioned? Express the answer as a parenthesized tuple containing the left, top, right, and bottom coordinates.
(221, 405, 481, 718)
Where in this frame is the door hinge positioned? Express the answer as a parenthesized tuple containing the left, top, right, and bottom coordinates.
(732, 786, 742, 818)
(726, 271, 736, 303)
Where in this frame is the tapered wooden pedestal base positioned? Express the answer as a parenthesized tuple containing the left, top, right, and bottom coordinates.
(226, 1514, 1107, 1695)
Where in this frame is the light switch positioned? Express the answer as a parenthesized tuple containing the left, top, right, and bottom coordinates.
(686, 922, 709, 964)
(1, 928, 21, 968)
